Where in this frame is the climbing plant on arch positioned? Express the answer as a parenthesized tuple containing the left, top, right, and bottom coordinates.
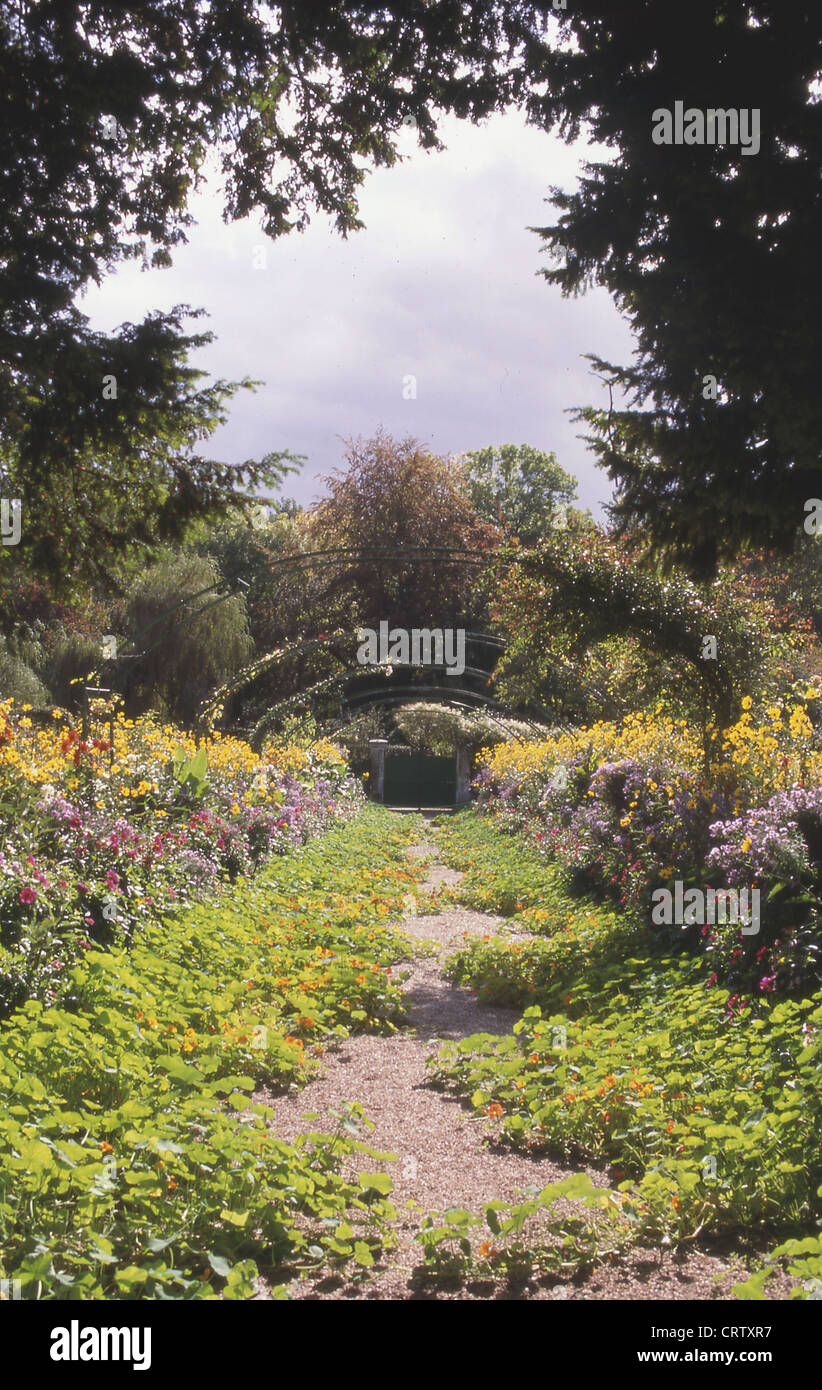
(191, 543, 508, 738)
(489, 527, 788, 729)
(194, 631, 353, 734)
(193, 625, 545, 747)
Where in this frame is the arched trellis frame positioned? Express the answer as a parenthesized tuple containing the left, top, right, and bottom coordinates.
(168, 536, 742, 743)
(191, 606, 517, 739)
(249, 679, 563, 751)
(195, 629, 557, 748)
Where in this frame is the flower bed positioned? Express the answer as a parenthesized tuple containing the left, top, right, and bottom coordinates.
(0, 700, 363, 1014)
(472, 696, 822, 997)
(0, 810, 421, 1300)
(427, 811, 822, 1286)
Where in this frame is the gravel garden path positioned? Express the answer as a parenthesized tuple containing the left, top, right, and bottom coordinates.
(256, 829, 750, 1301)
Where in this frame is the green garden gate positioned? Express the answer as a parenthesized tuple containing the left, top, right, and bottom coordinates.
(383, 747, 456, 808)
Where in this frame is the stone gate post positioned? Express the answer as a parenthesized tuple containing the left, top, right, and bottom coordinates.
(368, 739, 388, 801)
(455, 744, 471, 805)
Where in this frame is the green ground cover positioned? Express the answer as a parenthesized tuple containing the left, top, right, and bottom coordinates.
(0, 808, 422, 1300)
(423, 811, 822, 1297)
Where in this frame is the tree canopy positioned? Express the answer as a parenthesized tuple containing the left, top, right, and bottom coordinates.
(458, 443, 577, 544)
(524, 1, 822, 573)
(4, 1, 822, 590)
(0, 0, 546, 594)
(116, 551, 253, 725)
(307, 429, 499, 631)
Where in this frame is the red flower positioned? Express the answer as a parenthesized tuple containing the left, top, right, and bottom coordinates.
(19, 886, 37, 904)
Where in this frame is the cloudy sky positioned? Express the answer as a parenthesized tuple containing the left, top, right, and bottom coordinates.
(80, 107, 635, 519)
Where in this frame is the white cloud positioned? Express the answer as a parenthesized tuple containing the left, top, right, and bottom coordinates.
(80, 109, 634, 516)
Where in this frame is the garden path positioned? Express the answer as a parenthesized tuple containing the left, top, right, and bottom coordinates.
(256, 831, 745, 1300)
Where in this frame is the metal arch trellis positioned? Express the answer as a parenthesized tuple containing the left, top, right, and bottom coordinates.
(83, 543, 498, 699)
(334, 688, 561, 740)
(247, 671, 566, 749)
(177, 539, 566, 740)
(244, 543, 498, 574)
(77, 535, 730, 755)
(193, 624, 514, 734)
(170, 539, 526, 728)
(70, 540, 577, 752)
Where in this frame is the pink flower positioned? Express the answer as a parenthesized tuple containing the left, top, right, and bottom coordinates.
(19, 886, 37, 904)
(105, 870, 120, 890)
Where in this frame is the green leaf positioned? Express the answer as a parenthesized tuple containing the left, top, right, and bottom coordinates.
(358, 1171, 392, 1195)
(220, 1209, 249, 1227)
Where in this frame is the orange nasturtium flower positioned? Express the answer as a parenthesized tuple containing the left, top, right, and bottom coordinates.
(485, 1102, 504, 1119)
(100, 1141, 114, 1154)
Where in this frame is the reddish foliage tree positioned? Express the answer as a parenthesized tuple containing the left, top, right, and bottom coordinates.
(308, 429, 500, 631)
